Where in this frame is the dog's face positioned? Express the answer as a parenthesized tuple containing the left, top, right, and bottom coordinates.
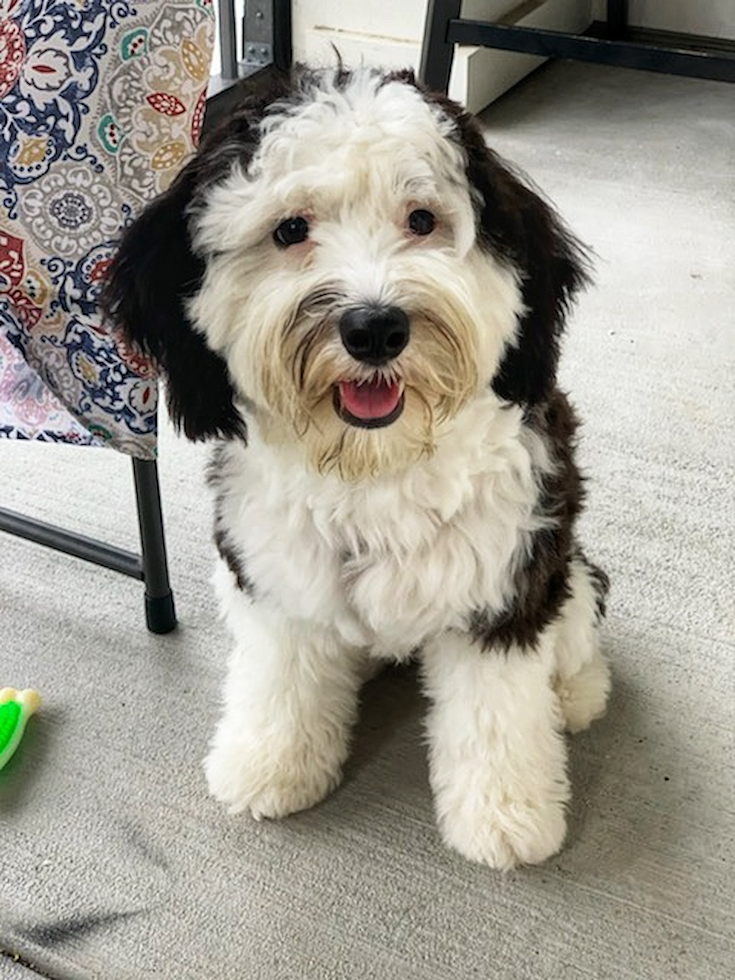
(104, 69, 588, 480)
(188, 71, 519, 479)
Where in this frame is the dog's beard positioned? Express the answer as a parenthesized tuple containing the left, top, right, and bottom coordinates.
(258, 292, 479, 481)
(191, 231, 519, 482)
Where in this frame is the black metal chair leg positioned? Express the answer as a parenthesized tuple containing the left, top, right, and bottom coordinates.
(132, 458, 177, 634)
(607, 0, 629, 40)
(419, 0, 461, 91)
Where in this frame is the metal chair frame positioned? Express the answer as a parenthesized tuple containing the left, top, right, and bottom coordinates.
(419, 0, 735, 93)
(0, 459, 175, 633)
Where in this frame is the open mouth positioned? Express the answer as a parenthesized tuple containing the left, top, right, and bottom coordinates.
(334, 377, 405, 429)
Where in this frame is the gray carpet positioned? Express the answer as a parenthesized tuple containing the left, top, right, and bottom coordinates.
(1, 63, 733, 979)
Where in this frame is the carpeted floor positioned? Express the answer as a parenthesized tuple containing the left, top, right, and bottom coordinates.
(1, 62, 733, 979)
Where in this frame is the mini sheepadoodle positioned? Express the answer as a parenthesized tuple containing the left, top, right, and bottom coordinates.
(104, 67, 610, 869)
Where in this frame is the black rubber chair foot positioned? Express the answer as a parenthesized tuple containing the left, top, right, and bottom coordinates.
(145, 591, 177, 634)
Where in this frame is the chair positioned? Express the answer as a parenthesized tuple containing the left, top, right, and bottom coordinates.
(420, 0, 735, 94)
(0, 0, 219, 633)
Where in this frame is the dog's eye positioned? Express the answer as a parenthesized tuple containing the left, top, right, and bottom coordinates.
(408, 209, 436, 236)
(273, 216, 309, 247)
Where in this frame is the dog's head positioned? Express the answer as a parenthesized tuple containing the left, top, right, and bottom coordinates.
(103, 68, 589, 480)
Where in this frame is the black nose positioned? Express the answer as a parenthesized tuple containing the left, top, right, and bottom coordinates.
(339, 306, 410, 366)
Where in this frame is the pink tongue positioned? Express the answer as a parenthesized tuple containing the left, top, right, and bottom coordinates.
(340, 379, 401, 421)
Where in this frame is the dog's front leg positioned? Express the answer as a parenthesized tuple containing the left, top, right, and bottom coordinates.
(421, 631, 569, 870)
(204, 610, 363, 819)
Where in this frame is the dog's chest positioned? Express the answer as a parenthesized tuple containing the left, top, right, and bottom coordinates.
(224, 410, 543, 654)
(334, 507, 486, 655)
(244, 470, 536, 656)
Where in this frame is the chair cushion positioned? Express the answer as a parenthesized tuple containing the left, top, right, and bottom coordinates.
(0, 0, 215, 457)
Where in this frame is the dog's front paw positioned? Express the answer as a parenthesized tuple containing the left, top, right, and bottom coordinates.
(204, 733, 343, 819)
(435, 786, 567, 870)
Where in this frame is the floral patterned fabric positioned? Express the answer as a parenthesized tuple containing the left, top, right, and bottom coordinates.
(0, 0, 215, 457)
(0, 329, 94, 443)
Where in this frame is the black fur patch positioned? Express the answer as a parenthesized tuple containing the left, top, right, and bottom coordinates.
(409, 75, 591, 407)
(576, 548, 610, 622)
(100, 163, 242, 442)
(467, 390, 585, 651)
(207, 446, 258, 597)
(213, 526, 258, 598)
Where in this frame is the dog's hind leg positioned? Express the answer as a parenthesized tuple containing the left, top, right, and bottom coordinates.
(551, 552, 611, 733)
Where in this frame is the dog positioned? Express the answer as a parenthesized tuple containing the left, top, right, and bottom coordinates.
(103, 67, 610, 870)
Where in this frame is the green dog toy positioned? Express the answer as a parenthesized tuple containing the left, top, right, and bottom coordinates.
(0, 688, 41, 770)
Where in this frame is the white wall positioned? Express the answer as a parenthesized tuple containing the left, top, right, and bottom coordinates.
(591, 0, 734, 37)
(292, 0, 426, 71)
(292, 0, 427, 48)
(291, 1, 560, 69)
(292, 0, 594, 112)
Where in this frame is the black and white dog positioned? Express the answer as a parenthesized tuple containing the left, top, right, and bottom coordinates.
(104, 68, 610, 869)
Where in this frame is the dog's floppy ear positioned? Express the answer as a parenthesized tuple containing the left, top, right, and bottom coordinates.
(101, 72, 293, 440)
(470, 143, 591, 406)
(102, 75, 296, 439)
(423, 90, 590, 406)
(101, 154, 245, 442)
